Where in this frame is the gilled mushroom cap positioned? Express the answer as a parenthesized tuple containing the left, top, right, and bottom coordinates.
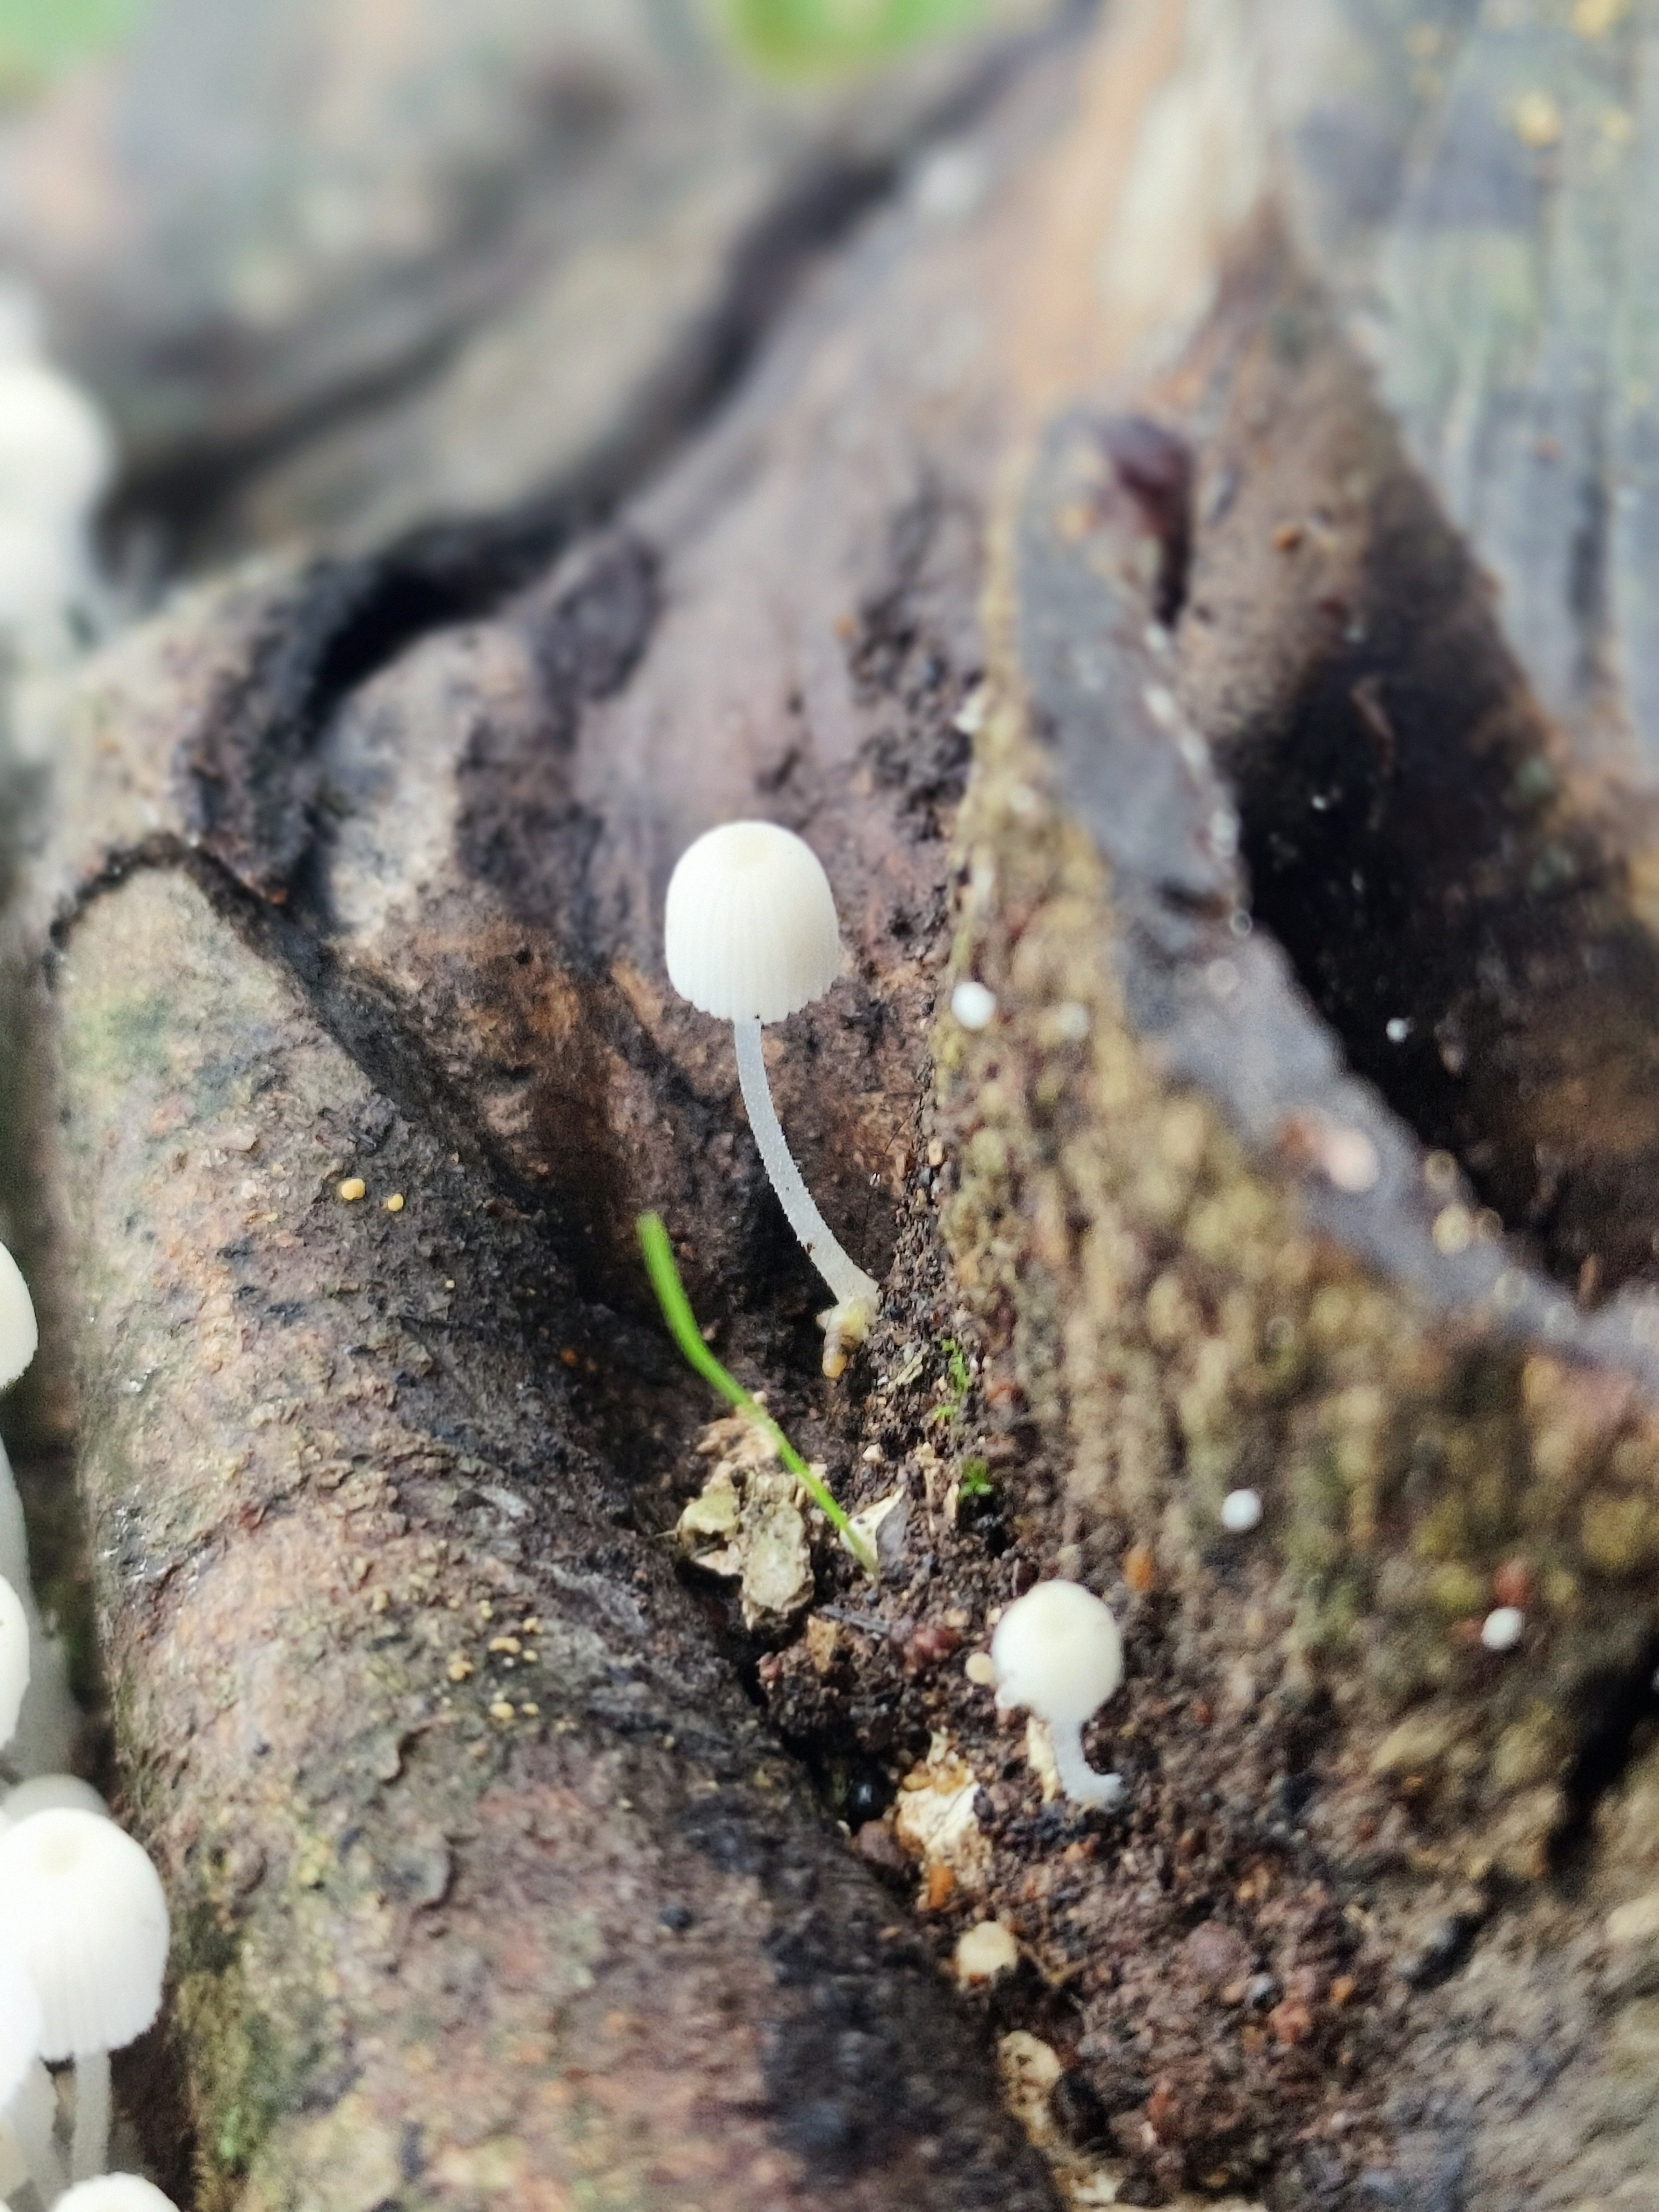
(0, 1244, 37, 1391)
(0, 1810, 169, 2059)
(990, 1579, 1123, 1730)
(665, 821, 841, 1023)
(0, 1575, 29, 1749)
(0, 1948, 42, 2107)
(53, 2178, 180, 2212)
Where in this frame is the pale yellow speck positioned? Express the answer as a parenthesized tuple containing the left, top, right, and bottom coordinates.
(489, 1700, 515, 1723)
(447, 1656, 473, 1682)
(478, 1601, 494, 1619)
(965, 1651, 997, 1687)
(369, 1588, 389, 1613)
(521, 1617, 541, 1634)
(338, 1176, 367, 1202)
(520, 1703, 540, 1718)
(522, 1649, 539, 1663)
(488, 1636, 522, 1655)
(1514, 91, 1562, 149)
(384, 1193, 405, 1213)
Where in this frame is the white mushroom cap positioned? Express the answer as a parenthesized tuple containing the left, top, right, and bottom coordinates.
(0, 1576, 29, 1749)
(665, 821, 841, 1024)
(53, 2178, 180, 2212)
(0, 1244, 37, 1391)
(0, 1949, 42, 2107)
(1, 1775, 109, 1830)
(990, 1580, 1123, 1730)
(0, 1810, 169, 2058)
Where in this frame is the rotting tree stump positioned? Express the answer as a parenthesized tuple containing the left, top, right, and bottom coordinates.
(14, 1, 1659, 2208)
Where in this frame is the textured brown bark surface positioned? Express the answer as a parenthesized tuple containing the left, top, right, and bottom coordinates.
(19, 3, 1659, 2210)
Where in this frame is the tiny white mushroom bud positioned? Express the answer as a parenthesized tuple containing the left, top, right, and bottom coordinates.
(990, 1580, 1125, 1809)
(0, 1245, 37, 1391)
(0, 1809, 171, 2182)
(950, 979, 997, 1031)
(1220, 1488, 1263, 1535)
(665, 822, 879, 1373)
(1480, 1606, 1525, 1654)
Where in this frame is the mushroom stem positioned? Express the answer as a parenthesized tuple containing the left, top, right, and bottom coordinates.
(1048, 1722, 1125, 1811)
(732, 1017, 879, 1317)
(9, 2060, 65, 2203)
(70, 2051, 108, 2184)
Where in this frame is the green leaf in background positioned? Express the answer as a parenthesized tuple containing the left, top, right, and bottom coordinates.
(719, 0, 986, 76)
(0, 0, 140, 92)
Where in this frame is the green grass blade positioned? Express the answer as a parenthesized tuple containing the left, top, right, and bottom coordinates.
(637, 1211, 878, 1576)
(718, 0, 984, 76)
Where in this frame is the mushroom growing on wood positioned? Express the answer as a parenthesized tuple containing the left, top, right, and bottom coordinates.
(0, 1809, 170, 2182)
(989, 1580, 1126, 1809)
(665, 820, 880, 1375)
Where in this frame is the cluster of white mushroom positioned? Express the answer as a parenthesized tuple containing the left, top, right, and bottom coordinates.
(0, 1246, 178, 2212)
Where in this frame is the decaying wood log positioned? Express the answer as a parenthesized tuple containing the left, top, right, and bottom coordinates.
(17, 2, 1659, 2209)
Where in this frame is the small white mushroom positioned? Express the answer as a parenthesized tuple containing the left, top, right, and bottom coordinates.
(989, 1580, 1125, 1809)
(665, 821, 879, 1375)
(54, 2179, 181, 2212)
(1480, 1606, 1525, 1654)
(1220, 1487, 1263, 1534)
(950, 979, 997, 1031)
(0, 1809, 171, 2182)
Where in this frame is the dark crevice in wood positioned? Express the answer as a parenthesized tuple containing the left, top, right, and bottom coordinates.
(1548, 1633, 1659, 1890)
(1184, 260, 1659, 1299)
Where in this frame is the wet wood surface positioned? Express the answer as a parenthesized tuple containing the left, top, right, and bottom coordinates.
(18, 3, 1659, 2208)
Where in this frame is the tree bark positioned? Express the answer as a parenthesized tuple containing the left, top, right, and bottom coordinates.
(15, 3, 1659, 2210)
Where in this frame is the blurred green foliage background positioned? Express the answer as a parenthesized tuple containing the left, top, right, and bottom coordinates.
(0, 0, 137, 90)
